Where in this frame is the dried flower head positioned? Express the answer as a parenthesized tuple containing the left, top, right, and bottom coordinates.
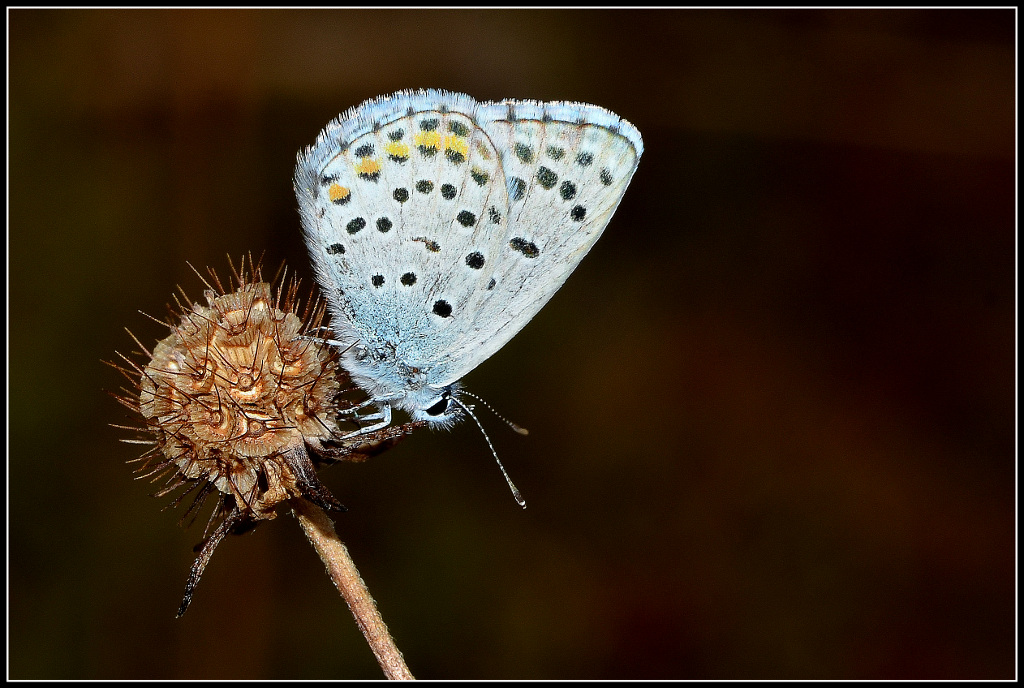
(110, 257, 421, 616)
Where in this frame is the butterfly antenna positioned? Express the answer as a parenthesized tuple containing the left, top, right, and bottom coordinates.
(460, 390, 530, 436)
(451, 397, 526, 508)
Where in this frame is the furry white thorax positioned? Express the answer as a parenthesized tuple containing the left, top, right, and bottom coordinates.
(340, 337, 464, 429)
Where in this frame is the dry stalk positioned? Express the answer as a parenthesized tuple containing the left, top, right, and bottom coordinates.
(292, 497, 414, 680)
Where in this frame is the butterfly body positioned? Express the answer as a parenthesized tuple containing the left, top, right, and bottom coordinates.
(294, 89, 642, 430)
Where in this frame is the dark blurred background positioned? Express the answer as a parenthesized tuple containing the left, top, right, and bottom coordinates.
(8, 9, 1015, 679)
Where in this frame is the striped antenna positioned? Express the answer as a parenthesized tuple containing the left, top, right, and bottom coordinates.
(460, 390, 530, 436)
(451, 397, 526, 508)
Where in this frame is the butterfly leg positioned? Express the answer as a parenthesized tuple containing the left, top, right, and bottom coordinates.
(337, 397, 379, 417)
(340, 401, 393, 438)
(295, 329, 347, 348)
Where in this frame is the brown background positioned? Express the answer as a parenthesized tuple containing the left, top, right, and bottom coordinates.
(8, 8, 1015, 679)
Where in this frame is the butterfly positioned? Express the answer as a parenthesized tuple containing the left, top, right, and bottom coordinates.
(294, 89, 642, 502)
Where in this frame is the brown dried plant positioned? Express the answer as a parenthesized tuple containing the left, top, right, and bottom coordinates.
(107, 256, 419, 679)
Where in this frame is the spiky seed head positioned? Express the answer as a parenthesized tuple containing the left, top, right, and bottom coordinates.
(137, 276, 342, 520)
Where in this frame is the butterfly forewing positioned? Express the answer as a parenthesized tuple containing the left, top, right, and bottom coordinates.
(433, 109, 641, 386)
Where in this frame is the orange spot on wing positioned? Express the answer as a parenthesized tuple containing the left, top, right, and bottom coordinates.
(354, 158, 381, 176)
(414, 131, 441, 150)
(385, 141, 410, 158)
(328, 184, 350, 202)
(444, 135, 468, 158)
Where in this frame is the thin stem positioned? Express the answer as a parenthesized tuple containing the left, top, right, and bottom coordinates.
(291, 497, 414, 680)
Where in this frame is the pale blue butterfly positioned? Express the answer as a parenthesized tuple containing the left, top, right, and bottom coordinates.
(294, 89, 642, 504)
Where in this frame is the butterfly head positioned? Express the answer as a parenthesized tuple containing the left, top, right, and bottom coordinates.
(409, 384, 463, 430)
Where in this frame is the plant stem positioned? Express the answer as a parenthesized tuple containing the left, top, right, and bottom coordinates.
(291, 498, 414, 680)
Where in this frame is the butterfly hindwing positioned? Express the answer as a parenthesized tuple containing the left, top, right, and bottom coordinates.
(297, 95, 510, 369)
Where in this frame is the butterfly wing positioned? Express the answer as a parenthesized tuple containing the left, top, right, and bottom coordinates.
(428, 100, 643, 387)
(294, 90, 641, 399)
(294, 91, 512, 398)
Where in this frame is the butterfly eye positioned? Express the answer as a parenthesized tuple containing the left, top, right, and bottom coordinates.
(425, 397, 450, 416)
